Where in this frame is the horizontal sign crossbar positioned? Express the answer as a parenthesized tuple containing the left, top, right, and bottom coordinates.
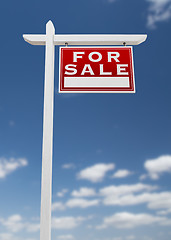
(23, 34, 147, 46)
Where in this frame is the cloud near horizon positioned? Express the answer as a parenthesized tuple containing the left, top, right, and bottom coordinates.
(57, 235, 74, 240)
(96, 212, 171, 229)
(52, 216, 86, 229)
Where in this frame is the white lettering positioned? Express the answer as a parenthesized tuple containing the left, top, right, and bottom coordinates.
(117, 64, 128, 75)
(65, 64, 77, 75)
(100, 64, 112, 75)
(81, 64, 95, 75)
(108, 52, 120, 62)
(73, 52, 85, 62)
(89, 52, 102, 62)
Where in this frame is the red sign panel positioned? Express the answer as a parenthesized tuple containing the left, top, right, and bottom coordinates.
(59, 47, 135, 93)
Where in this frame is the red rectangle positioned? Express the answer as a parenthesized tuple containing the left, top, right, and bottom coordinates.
(59, 47, 135, 93)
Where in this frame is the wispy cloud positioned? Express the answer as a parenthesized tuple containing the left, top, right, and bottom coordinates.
(77, 163, 115, 183)
(9, 120, 15, 127)
(0, 214, 39, 233)
(53, 182, 171, 213)
(0, 157, 28, 179)
(53, 187, 98, 209)
(98, 181, 171, 215)
(71, 187, 96, 197)
(57, 189, 68, 197)
(100, 183, 157, 199)
(62, 163, 75, 169)
(100, 183, 158, 206)
(52, 202, 66, 211)
(112, 169, 133, 178)
(97, 212, 170, 229)
(66, 198, 99, 208)
(126, 236, 135, 240)
(146, 0, 171, 28)
(1, 215, 24, 233)
(157, 208, 171, 215)
(52, 216, 86, 229)
(102, 190, 171, 211)
(57, 235, 74, 240)
(0, 233, 14, 240)
(26, 223, 40, 233)
(0, 214, 88, 233)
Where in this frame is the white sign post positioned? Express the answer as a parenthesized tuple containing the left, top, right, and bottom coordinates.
(40, 21, 55, 240)
(23, 20, 147, 240)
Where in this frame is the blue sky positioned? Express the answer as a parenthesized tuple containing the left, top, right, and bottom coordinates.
(0, 0, 171, 240)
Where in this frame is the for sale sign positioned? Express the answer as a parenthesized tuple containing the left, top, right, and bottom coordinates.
(59, 47, 135, 93)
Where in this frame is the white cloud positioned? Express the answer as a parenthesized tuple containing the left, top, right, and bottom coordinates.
(139, 174, 148, 181)
(86, 224, 93, 229)
(52, 202, 66, 211)
(77, 163, 115, 183)
(66, 198, 99, 208)
(144, 155, 171, 179)
(57, 235, 74, 240)
(0, 234, 36, 240)
(62, 163, 75, 169)
(147, 191, 171, 210)
(142, 237, 153, 240)
(1, 215, 25, 233)
(112, 169, 133, 178)
(112, 238, 122, 240)
(100, 182, 171, 213)
(1, 214, 39, 233)
(97, 212, 168, 229)
(52, 216, 85, 229)
(100, 183, 157, 199)
(157, 209, 171, 215)
(26, 223, 40, 232)
(146, 0, 171, 28)
(23, 238, 36, 240)
(0, 233, 13, 240)
(57, 189, 68, 197)
(99, 183, 162, 207)
(0, 157, 28, 179)
(71, 187, 96, 197)
(126, 236, 135, 240)
(101, 193, 148, 206)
